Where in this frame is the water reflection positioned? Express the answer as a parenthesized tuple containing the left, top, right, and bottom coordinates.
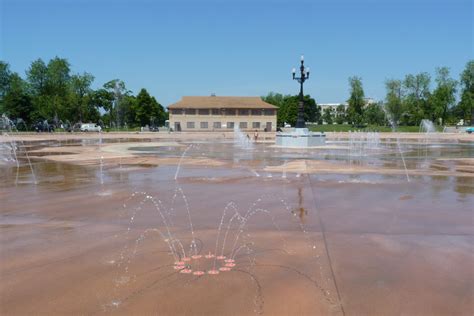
(291, 187, 308, 224)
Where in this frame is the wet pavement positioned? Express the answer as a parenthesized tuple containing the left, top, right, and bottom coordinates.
(0, 133, 473, 315)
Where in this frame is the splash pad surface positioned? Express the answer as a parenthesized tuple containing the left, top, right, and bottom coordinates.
(0, 132, 473, 315)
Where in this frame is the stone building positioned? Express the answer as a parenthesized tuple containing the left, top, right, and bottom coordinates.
(168, 96, 277, 131)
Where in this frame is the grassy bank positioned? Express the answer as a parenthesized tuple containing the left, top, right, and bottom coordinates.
(104, 127, 142, 132)
(307, 124, 443, 133)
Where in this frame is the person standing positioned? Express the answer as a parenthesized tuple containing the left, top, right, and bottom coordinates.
(254, 130, 259, 142)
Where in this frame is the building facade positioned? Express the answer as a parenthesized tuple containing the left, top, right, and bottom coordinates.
(168, 96, 277, 131)
(319, 103, 347, 113)
(319, 98, 377, 124)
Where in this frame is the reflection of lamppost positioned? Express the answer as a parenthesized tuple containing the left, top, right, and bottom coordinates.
(292, 55, 310, 128)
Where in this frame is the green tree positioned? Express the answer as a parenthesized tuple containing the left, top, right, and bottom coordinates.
(103, 79, 129, 127)
(456, 60, 474, 125)
(385, 79, 403, 125)
(133, 88, 166, 127)
(262, 92, 287, 126)
(2, 57, 175, 129)
(0, 61, 12, 100)
(303, 95, 321, 124)
(92, 89, 113, 112)
(70, 72, 94, 122)
(263, 92, 320, 126)
(401, 72, 431, 125)
(119, 95, 137, 127)
(26, 59, 48, 95)
(26, 59, 48, 120)
(347, 76, 365, 126)
(430, 67, 457, 125)
(364, 102, 386, 125)
(280, 95, 298, 126)
(83, 99, 101, 123)
(322, 107, 334, 124)
(25, 57, 72, 124)
(45, 57, 71, 123)
(335, 104, 346, 124)
(154, 96, 167, 126)
(2, 73, 33, 124)
(0, 61, 12, 114)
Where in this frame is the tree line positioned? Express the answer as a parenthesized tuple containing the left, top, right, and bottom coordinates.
(0, 57, 167, 129)
(263, 60, 473, 127)
(1, 57, 472, 130)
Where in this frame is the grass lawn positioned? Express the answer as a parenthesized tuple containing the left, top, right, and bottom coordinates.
(307, 124, 443, 133)
(104, 127, 142, 132)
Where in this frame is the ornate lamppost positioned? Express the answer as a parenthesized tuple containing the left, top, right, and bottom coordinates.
(292, 55, 310, 128)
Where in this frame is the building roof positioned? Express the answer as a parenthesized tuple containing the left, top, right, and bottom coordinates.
(168, 96, 278, 109)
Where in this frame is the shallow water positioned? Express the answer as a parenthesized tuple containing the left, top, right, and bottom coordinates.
(0, 135, 473, 315)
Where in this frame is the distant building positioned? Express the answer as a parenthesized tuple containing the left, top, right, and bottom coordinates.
(364, 97, 377, 105)
(319, 98, 378, 124)
(168, 96, 277, 131)
(319, 103, 347, 124)
(319, 103, 347, 113)
(319, 98, 376, 113)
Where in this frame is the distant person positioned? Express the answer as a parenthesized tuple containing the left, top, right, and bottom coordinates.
(246, 134, 250, 140)
(254, 130, 259, 142)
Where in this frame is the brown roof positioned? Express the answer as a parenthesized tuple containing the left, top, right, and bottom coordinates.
(168, 96, 278, 109)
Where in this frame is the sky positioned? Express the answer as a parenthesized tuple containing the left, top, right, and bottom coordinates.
(1, 0, 472, 107)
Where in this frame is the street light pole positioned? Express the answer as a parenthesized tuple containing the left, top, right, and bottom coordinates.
(292, 55, 310, 128)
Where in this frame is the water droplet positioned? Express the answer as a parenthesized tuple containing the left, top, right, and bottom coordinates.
(111, 300, 121, 307)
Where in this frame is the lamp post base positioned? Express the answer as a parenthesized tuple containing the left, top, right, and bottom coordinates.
(275, 128, 326, 147)
(295, 120, 306, 129)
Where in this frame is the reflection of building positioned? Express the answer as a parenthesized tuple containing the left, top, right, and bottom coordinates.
(168, 96, 277, 131)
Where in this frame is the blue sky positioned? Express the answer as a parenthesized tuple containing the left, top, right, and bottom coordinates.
(1, 0, 472, 107)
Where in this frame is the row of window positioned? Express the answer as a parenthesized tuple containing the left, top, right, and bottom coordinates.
(184, 122, 269, 129)
(171, 109, 275, 116)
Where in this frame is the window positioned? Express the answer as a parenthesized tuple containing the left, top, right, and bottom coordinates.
(251, 109, 262, 116)
(171, 109, 183, 115)
(186, 122, 195, 129)
(185, 109, 196, 115)
(213, 122, 221, 129)
(226, 109, 236, 116)
(252, 122, 260, 129)
(264, 109, 275, 116)
(239, 122, 247, 129)
(266, 122, 272, 131)
(200, 122, 208, 129)
(227, 122, 234, 129)
(198, 109, 209, 115)
(211, 109, 220, 115)
(238, 109, 249, 116)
